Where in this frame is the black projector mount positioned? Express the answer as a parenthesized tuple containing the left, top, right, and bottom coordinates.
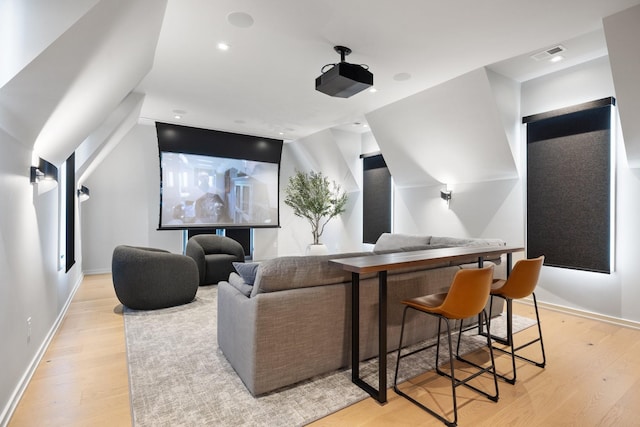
(326, 46, 353, 69)
(315, 45, 373, 98)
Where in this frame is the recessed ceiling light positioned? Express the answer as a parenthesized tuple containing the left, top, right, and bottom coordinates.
(227, 12, 254, 28)
(393, 72, 412, 81)
(369, 87, 378, 93)
(549, 55, 564, 63)
(172, 109, 186, 119)
(217, 42, 230, 51)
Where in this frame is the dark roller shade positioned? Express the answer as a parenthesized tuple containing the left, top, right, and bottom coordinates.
(525, 98, 613, 273)
(362, 154, 391, 244)
(65, 153, 76, 272)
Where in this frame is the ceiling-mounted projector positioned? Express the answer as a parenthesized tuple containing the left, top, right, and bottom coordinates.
(315, 46, 373, 98)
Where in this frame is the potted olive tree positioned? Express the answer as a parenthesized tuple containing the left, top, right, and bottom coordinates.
(284, 170, 348, 254)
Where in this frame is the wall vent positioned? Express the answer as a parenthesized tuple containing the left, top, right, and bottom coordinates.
(531, 45, 566, 61)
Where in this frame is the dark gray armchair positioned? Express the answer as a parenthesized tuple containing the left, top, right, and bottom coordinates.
(112, 245, 199, 310)
(185, 235, 245, 285)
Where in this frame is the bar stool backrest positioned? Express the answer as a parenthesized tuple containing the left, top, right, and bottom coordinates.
(497, 256, 545, 299)
(439, 265, 494, 319)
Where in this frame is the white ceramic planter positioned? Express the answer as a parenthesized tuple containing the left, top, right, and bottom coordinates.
(306, 243, 329, 255)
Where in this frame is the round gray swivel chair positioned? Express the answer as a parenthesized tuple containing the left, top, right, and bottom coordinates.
(112, 245, 199, 310)
(185, 235, 246, 285)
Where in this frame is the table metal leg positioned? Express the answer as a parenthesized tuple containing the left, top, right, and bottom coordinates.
(351, 272, 359, 382)
(378, 271, 387, 403)
(351, 271, 388, 404)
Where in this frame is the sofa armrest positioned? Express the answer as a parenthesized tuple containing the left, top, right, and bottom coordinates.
(218, 281, 351, 396)
(217, 281, 259, 392)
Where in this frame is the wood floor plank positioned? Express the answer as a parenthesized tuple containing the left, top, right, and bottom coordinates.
(8, 274, 640, 427)
(8, 274, 131, 427)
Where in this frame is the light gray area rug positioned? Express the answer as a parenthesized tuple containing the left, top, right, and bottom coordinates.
(124, 285, 535, 427)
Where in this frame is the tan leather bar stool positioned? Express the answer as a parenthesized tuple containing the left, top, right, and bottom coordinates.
(393, 266, 498, 427)
(488, 255, 546, 384)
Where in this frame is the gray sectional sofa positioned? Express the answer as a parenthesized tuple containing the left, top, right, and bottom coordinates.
(217, 233, 507, 396)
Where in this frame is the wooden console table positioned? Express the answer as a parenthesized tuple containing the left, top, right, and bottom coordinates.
(329, 245, 525, 404)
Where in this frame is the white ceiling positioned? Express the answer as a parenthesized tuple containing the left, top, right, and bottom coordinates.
(135, 0, 640, 141)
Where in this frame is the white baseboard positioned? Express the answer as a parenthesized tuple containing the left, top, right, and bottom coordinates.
(83, 268, 111, 275)
(0, 273, 84, 427)
(517, 298, 640, 330)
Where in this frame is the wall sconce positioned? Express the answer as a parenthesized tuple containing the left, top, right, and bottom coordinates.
(77, 185, 90, 202)
(30, 158, 58, 184)
(440, 189, 452, 207)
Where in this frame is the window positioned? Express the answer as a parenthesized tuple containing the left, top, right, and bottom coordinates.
(361, 153, 391, 244)
(525, 97, 615, 273)
(59, 153, 75, 272)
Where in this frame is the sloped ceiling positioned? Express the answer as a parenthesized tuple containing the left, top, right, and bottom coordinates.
(136, 0, 640, 141)
(285, 128, 360, 193)
(0, 0, 100, 89)
(76, 91, 145, 185)
(604, 4, 640, 169)
(0, 0, 166, 166)
(365, 68, 517, 188)
(3, 0, 640, 177)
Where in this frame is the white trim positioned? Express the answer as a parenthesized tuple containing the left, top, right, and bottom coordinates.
(517, 297, 640, 330)
(0, 274, 84, 427)
(83, 268, 112, 275)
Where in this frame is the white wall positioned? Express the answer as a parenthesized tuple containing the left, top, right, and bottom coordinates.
(393, 179, 524, 246)
(522, 56, 640, 322)
(521, 56, 615, 117)
(261, 128, 365, 258)
(81, 123, 182, 273)
(0, 130, 83, 424)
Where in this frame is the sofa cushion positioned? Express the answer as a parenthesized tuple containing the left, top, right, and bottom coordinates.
(400, 244, 451, 252)
(429, 236, 506, 265)
(373, 233, 431, 252)
(233, 262, 259, 285)
(251, 252, 371, 297)
(228, 272, 254, 297)
(430, 236, 505, 247)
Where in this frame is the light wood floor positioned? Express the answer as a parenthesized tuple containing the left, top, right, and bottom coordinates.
(8, 274, 640, 426)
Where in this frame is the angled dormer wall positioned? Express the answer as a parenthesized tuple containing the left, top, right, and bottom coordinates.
(267, 129, 364, 257)
(0, 0, 167, 166)
(604, 4, 640, 170)
(0, 0, 100, 89)
(365, 67, 523, 244)
(366, 67, 518, 188)
(76, 91, 145, 184)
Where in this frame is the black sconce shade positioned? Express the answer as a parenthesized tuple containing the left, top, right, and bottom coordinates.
(77, 185, 90, 201)
(30, 158, 58, 184)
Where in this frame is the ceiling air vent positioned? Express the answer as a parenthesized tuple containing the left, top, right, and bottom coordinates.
(531, 45, 566, 61)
